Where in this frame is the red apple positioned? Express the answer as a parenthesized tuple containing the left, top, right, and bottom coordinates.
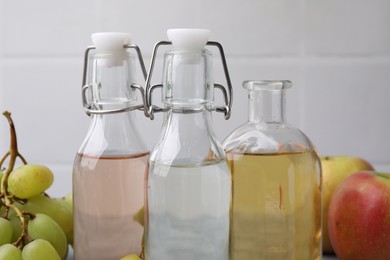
(328, 171, 390, 260)
(321, 156, 374, 253)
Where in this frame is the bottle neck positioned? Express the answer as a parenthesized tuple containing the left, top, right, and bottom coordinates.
(166, 109, 212, 140)
(80, 46, 147, 156)
(151, 109, 225, 164)
(249, 89, 286, 124)
(162, 49, 213, 106)
(91, 109, 137, 130)
(80, 110, 147, 156)
(88, 52, 138, 112)
(150, 47, 225, 164)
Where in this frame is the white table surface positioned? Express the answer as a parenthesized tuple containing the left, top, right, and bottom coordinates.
(66, 247, 339, 259)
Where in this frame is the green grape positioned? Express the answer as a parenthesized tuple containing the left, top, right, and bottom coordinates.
(0, 244, 22, 260)
(120, 254, 142, 260)
(55, 192, 72, 212)
(21, 195, 73, 241)
(22, 239, 61, 260)
(66, 230, 73, 247)
(0, 217, 13, 246)
(54, 193, 73, 245)
(63, 192, 72, 208)
(27, 213, 68, 259)
(6, 208, 22, 243)
(9, 216, 22, 243)
(54, 195, 72, 212)
(133, 206, 145, 226)
(8, 164, 54, 199)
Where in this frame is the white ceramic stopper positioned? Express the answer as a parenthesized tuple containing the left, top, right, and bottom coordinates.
(167, 29, 210, 50)
(91, 32, 131, 52)
(91, 32, 131, 67)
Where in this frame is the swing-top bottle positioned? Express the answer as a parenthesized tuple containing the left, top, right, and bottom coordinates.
(73, 32, 148, 260)
(144, 29, 233, 260)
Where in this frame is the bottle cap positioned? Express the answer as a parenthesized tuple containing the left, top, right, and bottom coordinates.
(91, 32, 131, 52)
(91, 32, 131, 67)
(167, 29, 210, 50)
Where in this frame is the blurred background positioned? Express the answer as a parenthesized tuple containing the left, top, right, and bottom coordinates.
(0, 0, 389, 197)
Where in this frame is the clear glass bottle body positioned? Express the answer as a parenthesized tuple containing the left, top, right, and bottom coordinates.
(73, 50, 148, 260)
(145, 48, 231, 260)
(223, 80, 322, 260)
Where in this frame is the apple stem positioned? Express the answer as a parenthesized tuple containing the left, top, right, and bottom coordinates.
(376, 172, 390, 180)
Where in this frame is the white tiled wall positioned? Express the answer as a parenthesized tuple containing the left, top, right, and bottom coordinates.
(1, 0, 389, 197)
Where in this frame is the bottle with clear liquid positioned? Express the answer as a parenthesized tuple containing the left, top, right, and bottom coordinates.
(73, 32, 149, 260)
(223, 80, 322, 260)
(144, 29, 233, 260)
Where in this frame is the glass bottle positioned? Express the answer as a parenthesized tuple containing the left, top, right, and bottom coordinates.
(73, 32, 148, 260)
(144, 29, 233, 260)
(223, 80, 322, 260)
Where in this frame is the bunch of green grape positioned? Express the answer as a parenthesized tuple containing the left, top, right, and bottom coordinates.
(0, 165, 73, 260)
(0, 111, 73, 260)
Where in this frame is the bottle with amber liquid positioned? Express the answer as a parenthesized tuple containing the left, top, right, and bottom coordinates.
(73, 32, 148, 260)
(223, 80, 322, 260)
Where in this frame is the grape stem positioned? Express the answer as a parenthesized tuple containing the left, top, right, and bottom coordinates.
(0, 111, 28, 199)
(9, 203, 33, 247)
(0, 111, 31, 248)
(0, 111, 27, 168)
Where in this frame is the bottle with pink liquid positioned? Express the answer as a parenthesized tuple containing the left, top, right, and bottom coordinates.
(73, 32, 148, 260)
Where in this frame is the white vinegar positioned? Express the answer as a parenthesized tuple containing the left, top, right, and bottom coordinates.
(145, 160, 231, 260)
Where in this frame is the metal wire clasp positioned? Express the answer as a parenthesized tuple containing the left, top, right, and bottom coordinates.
(145, 41, 233, 120)
(81, 44, 148, 116)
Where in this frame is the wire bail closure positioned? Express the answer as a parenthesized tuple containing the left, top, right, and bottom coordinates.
(81, 44, 148, 116)
(145, 41, 233, 120)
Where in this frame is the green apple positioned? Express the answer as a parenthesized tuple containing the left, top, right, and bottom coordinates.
(321, 155, 374, 253)
(328, 171, 390, 259)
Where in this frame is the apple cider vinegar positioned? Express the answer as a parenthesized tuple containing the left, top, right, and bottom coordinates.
(227, 150, 322, 260)
(223, 80, 322, 259)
